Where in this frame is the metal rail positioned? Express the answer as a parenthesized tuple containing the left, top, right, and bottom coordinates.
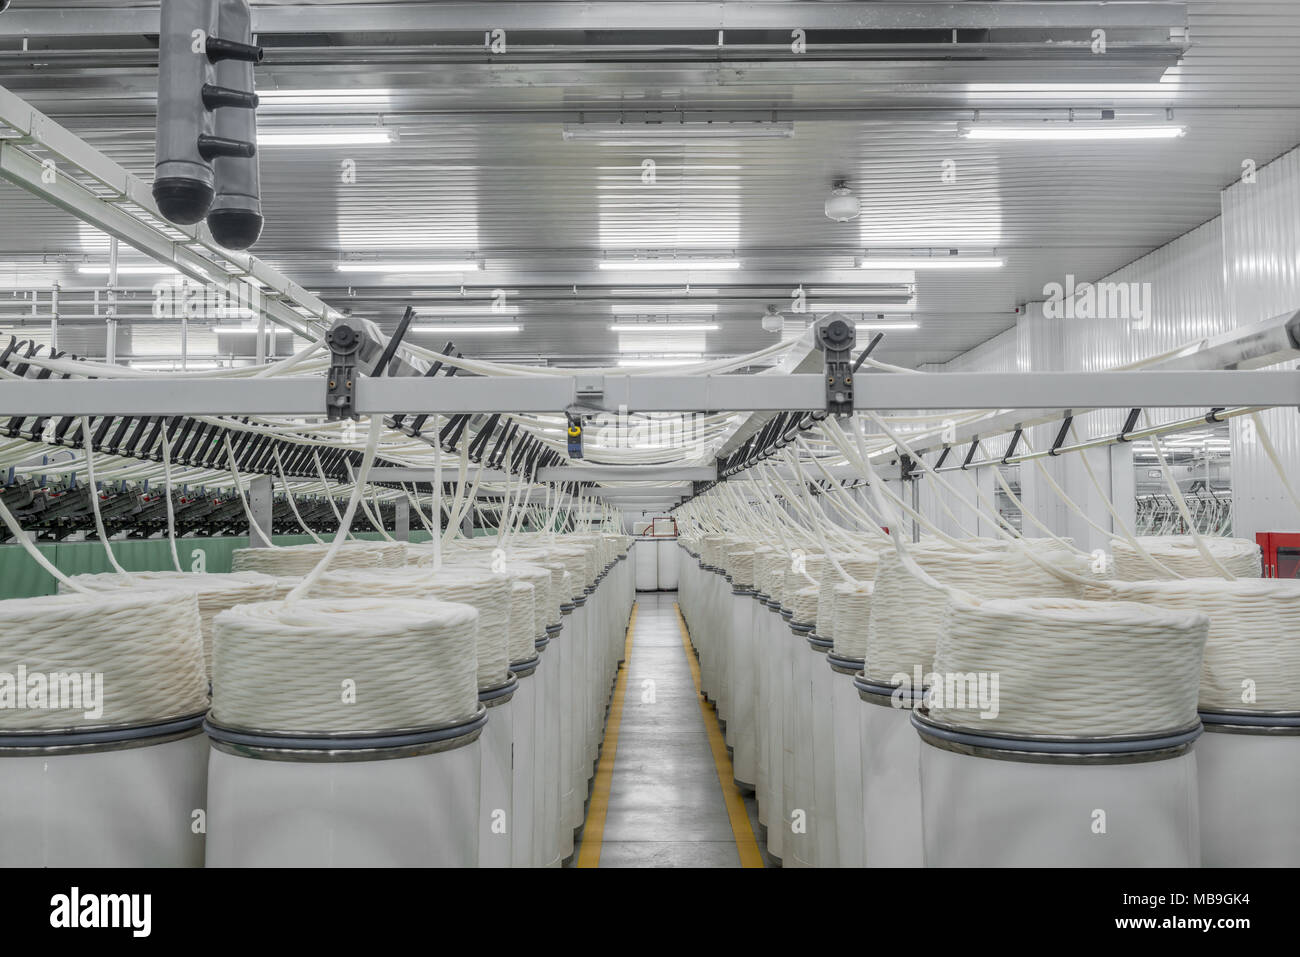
(0, 369, 1295, 417)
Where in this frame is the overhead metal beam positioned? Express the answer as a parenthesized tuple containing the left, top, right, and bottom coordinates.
(1, 369, 1296, 417)
(894, 309, 1300, 461)
(0, 4, 1188, 37)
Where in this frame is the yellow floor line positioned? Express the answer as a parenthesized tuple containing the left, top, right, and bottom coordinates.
(674, 603, 766, 868)
(575, 601, 638, 868)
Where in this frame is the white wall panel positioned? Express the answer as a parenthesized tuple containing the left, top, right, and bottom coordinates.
(936, 219, 1231, 544)
(1223, 145, 1300, 538)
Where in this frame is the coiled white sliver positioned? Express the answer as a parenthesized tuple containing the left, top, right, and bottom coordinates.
(505, 562, 553, 642)
(864, 543, 1090, 682)
(0, 590, 207, 730)
(783, 554, 826, 613)
(211, 597, 479, 733)
(494, 550, 569, 627)
(1111, 536, 1261, 581)
(1092, 578, 1300, 713)
(931, 596, 1208, 737)
(232, 541, 388, 576)
(60, 570, 276, 677)
(548, 545, 597, 599)
(727, 549, 757, 588)
(751, 546, 779, 596)
(831, 581, 875, 659)
(431, 555, 552, 658)
(792, 585, 821, 627)
(299, 567, 513, 691)
(508, 581, 537, 664)
(552, 536, 597, 584)
(370, 541, 411, 568)
(768, 567, 787, 607)
(816, 553, 879, 640)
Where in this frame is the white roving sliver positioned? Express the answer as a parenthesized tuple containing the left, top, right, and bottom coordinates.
(212, 597, 479, 733)
(831, 580, 874, 659)
(508, 581, 537, 664)
(1111, 536, 1261, 580)
(0, 590, 207, 730)
(60, 570, 276, 677)
(932, 596, 1208, 737)
(1096, 578, 1300, 713)
(504, 562, 553, 642)
(300, 567, 513, 690)
(864, 542, 1090, 682)
(232, 541, 388, 576)
(727, 549, 757, 589)
(792, 585, 820, 626)
(782, 554, 825, 615)
(816, 553, 878, 640)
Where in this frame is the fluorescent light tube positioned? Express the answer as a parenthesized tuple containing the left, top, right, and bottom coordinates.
(618, 355, 706, 367)
(409, 324, 521, 334)
(959, 123, 1185, 141)
(335, 260, 481, 274)
(258, 89, 393, 105)
(129, 360, 223, 371)
(212, 324, 291, 334)
(77, 264, 179, 276)
(563, 122, 794, 144)
(610, 303, 718, 315)
(861, 257, 1004, 270)
(609, 323, 718, 333)
(811, 301, 916, 312)
(599, 259, 740, 271)
(413, 303, 519, 316)
(258, 129, 397, 147)
(855, 322, 919, 331)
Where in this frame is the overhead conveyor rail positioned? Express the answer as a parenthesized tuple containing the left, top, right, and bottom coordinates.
(1, 3, 1188, 80)
(1, 365, 1296, 418)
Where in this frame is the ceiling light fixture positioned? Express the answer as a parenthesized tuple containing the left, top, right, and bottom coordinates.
(609, 323, 718, 333)
(258, 89, 394, 105)
(77, 264, 179, 276)
(958, 121, 1185, 141)
(129, 360, 224, 371)
(761, 305, 784, 333)
(824, 181, 860, 222)
(409, 323, 522, 334)
(811, 301, 916, 313)
(212, 324, 291, 334)
(609, 303, 719, 315)
(563, 122, 794, 144)
(598, 258, 740, 271)
(855, 322, 919, 331)
(860, 256, 1004, 270)
(413, 303, 519, 316)
(618, 355, 707, 367)
(335, 260, 481, 274)
(258, 128, 398, 147)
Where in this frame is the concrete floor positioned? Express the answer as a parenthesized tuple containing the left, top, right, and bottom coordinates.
(572, 592, 776, 868)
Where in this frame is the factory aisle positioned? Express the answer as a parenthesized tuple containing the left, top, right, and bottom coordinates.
(575, 592, 766, 867)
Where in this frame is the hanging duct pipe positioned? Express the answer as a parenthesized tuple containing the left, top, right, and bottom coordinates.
(153, 0, 263, 240)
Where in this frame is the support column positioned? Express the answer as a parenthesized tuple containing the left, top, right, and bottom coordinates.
(249, 475, 273, 547)
(1108, 442, 1137, 540)
(395, 497, 410, 541)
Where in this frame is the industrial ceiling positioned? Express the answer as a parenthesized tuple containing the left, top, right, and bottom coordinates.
(1, 1, 1298, 370)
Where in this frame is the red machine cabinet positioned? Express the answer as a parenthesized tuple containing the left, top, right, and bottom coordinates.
(1256, 532, 1300, 578)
